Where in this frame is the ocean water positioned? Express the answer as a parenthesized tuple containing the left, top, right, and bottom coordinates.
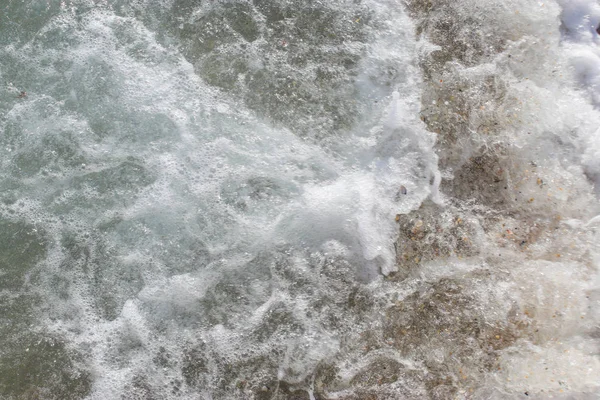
(0, 0, 599, 399)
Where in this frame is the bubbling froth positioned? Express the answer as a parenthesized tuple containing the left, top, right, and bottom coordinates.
(0, 0, 599, 399)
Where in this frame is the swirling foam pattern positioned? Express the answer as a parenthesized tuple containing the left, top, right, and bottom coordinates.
(0, 0, 598, 399)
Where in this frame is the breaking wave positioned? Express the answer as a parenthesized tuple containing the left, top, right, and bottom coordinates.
(0, 0, 599, 399)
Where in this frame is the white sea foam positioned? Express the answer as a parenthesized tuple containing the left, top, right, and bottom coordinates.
(0, 0, 599, 398)
(557, 0, 600, 188)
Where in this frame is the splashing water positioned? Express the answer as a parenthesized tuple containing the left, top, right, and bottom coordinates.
(0, 0, 599, 399)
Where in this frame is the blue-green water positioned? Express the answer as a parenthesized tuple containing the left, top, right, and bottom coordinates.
(1, 0, 600, 399)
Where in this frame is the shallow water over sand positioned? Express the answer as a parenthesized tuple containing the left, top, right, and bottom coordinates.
(0, 0, 599, 399)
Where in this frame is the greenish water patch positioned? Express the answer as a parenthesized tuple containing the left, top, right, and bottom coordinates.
(11, 131, 86, 178)
(0, 219, 47, 291)
(70, 160, 155, 196)
(46, 159, 156, 215)
(0, 0, 62, 46)
(168, 0, 372, 138)
(0, 337, 91, 400)
(0, 218, 91, 399)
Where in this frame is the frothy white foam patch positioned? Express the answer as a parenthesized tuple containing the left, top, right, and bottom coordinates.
(3, 0, 600, 398)
(276, 96, 439, 277)
(498, 340, 600, 395)
(278, 334, 340, 383)
(557, 0, 600, 187)
(0, 0, 441, 396)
